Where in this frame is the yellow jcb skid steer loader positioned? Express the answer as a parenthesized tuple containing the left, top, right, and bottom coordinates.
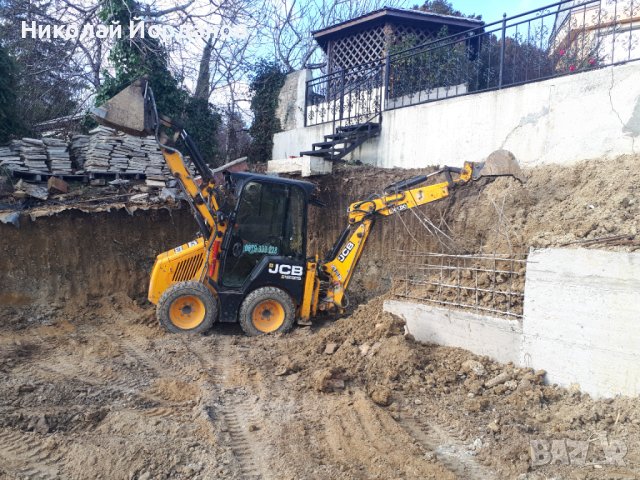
(92, 79, 524, 336)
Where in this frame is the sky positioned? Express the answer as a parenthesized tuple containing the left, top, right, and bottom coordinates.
(428, 0, 556, 22)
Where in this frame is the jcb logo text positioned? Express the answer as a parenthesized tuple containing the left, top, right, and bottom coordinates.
(338, 242, 355, 262)
(268, 264, 304, 276)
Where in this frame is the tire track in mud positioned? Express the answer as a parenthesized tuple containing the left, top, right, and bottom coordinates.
(318, 391, 459, 479)
(3, 317, 269, 479)
(185, 336, 265, 480)
(19, 330, 195, 428)
(397, 413, 495, 480)
(0, 428, 63, 480)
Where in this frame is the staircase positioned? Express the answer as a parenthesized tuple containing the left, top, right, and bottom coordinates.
(300, 121, 381, 162)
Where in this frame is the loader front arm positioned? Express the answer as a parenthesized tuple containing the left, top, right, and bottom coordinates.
(315, 162, 476, 310)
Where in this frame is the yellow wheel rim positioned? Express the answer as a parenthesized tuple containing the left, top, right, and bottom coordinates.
(252, 299, 285, 333)
(169, 295, 206, 330)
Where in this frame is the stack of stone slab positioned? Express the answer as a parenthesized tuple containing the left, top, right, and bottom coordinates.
(82, 127, 116, 172)
(81, 126, 172, 185)
(0, 142, 23, 171)
(44, 138, 73, 174)
(0, 138, 73, 175)
(1, 128, 195, 187)
(19, 138, 49, 172)
(143, 139, 171, 186)
(70, 134, 90, 170)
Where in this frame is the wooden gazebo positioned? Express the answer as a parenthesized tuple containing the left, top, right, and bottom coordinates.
(312, 7, 484, 72)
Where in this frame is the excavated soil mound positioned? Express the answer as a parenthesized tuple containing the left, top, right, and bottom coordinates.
(247, 297, 640, 479)
(3, 294, 639, 479)
(2, 155, 639, 478)
(449, 154, 640, 252)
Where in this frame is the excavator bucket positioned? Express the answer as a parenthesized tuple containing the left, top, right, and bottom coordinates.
(473, 150, 525, 183)
(90, 79, 155, 136)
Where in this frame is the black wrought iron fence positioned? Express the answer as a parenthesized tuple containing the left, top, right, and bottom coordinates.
(304, 0, 640, 123)
(304, 62, 384, 127)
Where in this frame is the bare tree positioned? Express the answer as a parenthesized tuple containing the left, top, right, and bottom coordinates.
(262, 0, 406, 72)
(2, 0, 412, 131)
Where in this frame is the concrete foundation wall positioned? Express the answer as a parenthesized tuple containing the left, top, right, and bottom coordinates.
(522, 248, 640, 398)
(384, 248, 640, 398)
(384, 300, 522, 364)
(272, 122, 333, 160)
(274, 62, 640, 168)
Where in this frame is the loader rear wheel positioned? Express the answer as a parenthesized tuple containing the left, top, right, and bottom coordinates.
(239, 287, 295, 336)
(157, 281, 217, 334)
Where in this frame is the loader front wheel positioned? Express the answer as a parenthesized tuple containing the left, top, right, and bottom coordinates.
(157, 281, 217, 334)
(239, 287, 295, 336)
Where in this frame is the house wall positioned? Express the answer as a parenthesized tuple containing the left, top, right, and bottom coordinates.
(553, 1, 640, 64)
(275, 69, 311, 132)
(273, 62, 640, 168)
(383, 247, 640, 398)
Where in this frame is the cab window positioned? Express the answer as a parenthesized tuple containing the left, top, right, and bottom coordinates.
(221, 181, 306, 287)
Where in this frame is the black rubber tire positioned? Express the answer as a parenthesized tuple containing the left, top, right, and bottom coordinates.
(157, 281, 217, 334)
(239, 287, 296, 336)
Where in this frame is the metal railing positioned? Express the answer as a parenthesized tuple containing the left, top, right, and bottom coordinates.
(304, 0, 640, 123)
(393, 252, 528, 318)
(304, 62, 384, 128)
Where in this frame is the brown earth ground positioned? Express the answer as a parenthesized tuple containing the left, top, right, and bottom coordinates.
(1, 155, 639, 479)
(2, 295, 639, 480)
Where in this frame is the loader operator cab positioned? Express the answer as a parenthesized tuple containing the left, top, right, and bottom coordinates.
(220, 173, 314, 288)
(213, 172, 319, 324)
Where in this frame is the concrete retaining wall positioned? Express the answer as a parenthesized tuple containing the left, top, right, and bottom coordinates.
(274, 62, 640, 168)
(384, 248, 640, 398)
(384, 300, 522, 364)
(522, 248, 640, 398)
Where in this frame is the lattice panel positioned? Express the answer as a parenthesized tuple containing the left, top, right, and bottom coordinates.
(392, 24, 438, 47)
(329, 26, 386, 72)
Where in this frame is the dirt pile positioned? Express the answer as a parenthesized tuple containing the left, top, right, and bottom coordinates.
(247, 298, 640, 479)
(448, 154, 640, 252)
(2, 288, 639, 478)
(1, 296, 460, 480)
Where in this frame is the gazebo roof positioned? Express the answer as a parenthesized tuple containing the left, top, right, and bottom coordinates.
(312, 7, 484, 52)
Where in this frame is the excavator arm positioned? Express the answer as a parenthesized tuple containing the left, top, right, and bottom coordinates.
(311, 156, 523, 315)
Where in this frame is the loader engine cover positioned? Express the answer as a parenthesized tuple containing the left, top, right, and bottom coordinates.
(148, 238, 207, 304)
